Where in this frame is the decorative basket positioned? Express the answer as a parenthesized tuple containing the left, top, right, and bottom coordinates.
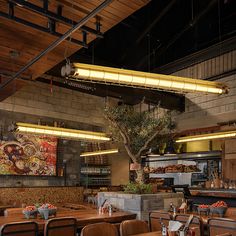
(210, 206, 227, 217)
(22, 209, 38, 219)
(38, 207, 57, 220)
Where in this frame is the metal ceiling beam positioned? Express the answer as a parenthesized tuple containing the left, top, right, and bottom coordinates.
(0, 11, 88, 48)
(9, 0, 104, 38)
(0, 0, 113, 90)
(38, 75, 184, 111)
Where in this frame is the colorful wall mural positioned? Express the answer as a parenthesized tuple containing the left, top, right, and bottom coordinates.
(0, 134, 57, 176)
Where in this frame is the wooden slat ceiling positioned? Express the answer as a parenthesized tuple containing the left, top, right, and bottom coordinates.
(0, 0, 150, 99)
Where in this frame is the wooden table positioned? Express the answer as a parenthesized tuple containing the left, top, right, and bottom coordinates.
(131, 232, 162, 236)
(0, 207, 136, 232)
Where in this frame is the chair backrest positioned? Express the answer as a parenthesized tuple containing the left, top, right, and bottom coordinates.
(44, 217, 77, 236)
(216, 233, 233, 236)
(120, 220, 149, 236)
(225, 208, 236, 218)
(149, 211, 172, 231)
(208, 218, 236, 236)
(174, 214, 202, 236)
(81, 222, 118, 236)
(0, 221, 38, 236)
(4, 208, 24, 217)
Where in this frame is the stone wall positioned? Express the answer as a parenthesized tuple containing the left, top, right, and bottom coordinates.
(98, 192, 183, 220)
(173, 50, 236, 130)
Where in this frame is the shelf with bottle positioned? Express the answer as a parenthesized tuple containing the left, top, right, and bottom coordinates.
(80, 177, 111, 187)
(80, 157, 111, 187)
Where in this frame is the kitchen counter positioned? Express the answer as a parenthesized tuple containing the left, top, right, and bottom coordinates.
(190, 188, 236, 198)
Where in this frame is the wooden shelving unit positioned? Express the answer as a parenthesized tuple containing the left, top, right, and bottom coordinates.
(80, 156, 111, 188)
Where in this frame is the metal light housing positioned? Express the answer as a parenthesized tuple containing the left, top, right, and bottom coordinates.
(61, 63, 228, 94)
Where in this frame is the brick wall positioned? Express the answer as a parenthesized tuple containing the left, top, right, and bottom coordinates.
(173, 50, 236, 130)
(0, 81, 130, 187)
(0, 81, 105, 126)
(0, 81, 106, 187)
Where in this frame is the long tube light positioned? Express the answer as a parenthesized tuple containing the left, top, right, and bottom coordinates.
(176, 130, 236, 143)
(16, 122, 110, 141)
(61, 63, 228, 94)
(80, 148, 119, 157)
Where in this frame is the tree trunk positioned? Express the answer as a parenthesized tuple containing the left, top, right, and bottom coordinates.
(135, 168, 144, 184)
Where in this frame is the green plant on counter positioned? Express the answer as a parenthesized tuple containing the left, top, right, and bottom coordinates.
(124, 182, 152, 194)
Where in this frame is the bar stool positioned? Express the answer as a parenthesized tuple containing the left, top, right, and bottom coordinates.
(81, 222, 118, 236)
(149, 210, 172, 231)
(0, 221, 38, 236)
(120, 220, 149, 236)
(44, 217, 77, 236)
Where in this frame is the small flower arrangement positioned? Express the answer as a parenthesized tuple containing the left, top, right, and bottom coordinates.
(40, 203, 57, 209)
(38, 203, 57, 220)
(23, 205, 38, 219)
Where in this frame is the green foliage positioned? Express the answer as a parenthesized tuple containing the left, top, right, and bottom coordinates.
(104, 104, 172, 156)
(123, 182, 152, 194)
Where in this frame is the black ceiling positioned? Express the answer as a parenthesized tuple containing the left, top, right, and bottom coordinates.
(45, 0, 236, 110)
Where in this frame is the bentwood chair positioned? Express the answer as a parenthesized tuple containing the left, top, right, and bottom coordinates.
(0, 221, 38, 236)
(174, 214, 202, 236)
(208, 218, 236, 236)
(120, 220, 149, 236)
(44, 217, 77, 236)
(81, 222, 118, 236)
(149, 210, 172, 231)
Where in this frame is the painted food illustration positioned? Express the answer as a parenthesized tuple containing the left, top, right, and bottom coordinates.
(0, 135, 57, 175)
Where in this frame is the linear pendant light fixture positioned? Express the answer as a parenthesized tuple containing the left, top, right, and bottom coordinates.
(61, 63, 228, 94)
(80, 148, 119, 157)
(16, 122, 110, 141)
(176, 130, 236, 143)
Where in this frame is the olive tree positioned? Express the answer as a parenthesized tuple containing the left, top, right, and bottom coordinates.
(104, 104, 172, 184)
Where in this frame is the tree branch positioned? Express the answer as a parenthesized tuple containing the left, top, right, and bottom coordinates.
(135, 123, 165, 158)
(119, 130, 137, 163)
(105, 115, 137, 163)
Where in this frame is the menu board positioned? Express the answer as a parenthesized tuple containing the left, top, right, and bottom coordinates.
(0, 134, 57, 176)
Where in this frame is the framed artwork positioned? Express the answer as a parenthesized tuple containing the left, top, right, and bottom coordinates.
(0, 134, 57, 176)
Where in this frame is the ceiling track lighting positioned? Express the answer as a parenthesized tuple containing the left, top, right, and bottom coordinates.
(176, 130, 236, 143)
(80, 148, 119, 157)
(61, 63, 228, 94)
(16, 122, 110, 141)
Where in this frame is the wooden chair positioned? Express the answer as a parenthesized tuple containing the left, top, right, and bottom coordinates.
(208, 218, 236, 236)
(120, 220, 149, 236)
(149, 210, 172, 231)
(225, 208, 236, 218)
(174, 214, 202, 236)
(44, 217, 77, 236)
(0, 221, 38, 236)
(4, 208, 24, 216)
(81, 222, 118, 236)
